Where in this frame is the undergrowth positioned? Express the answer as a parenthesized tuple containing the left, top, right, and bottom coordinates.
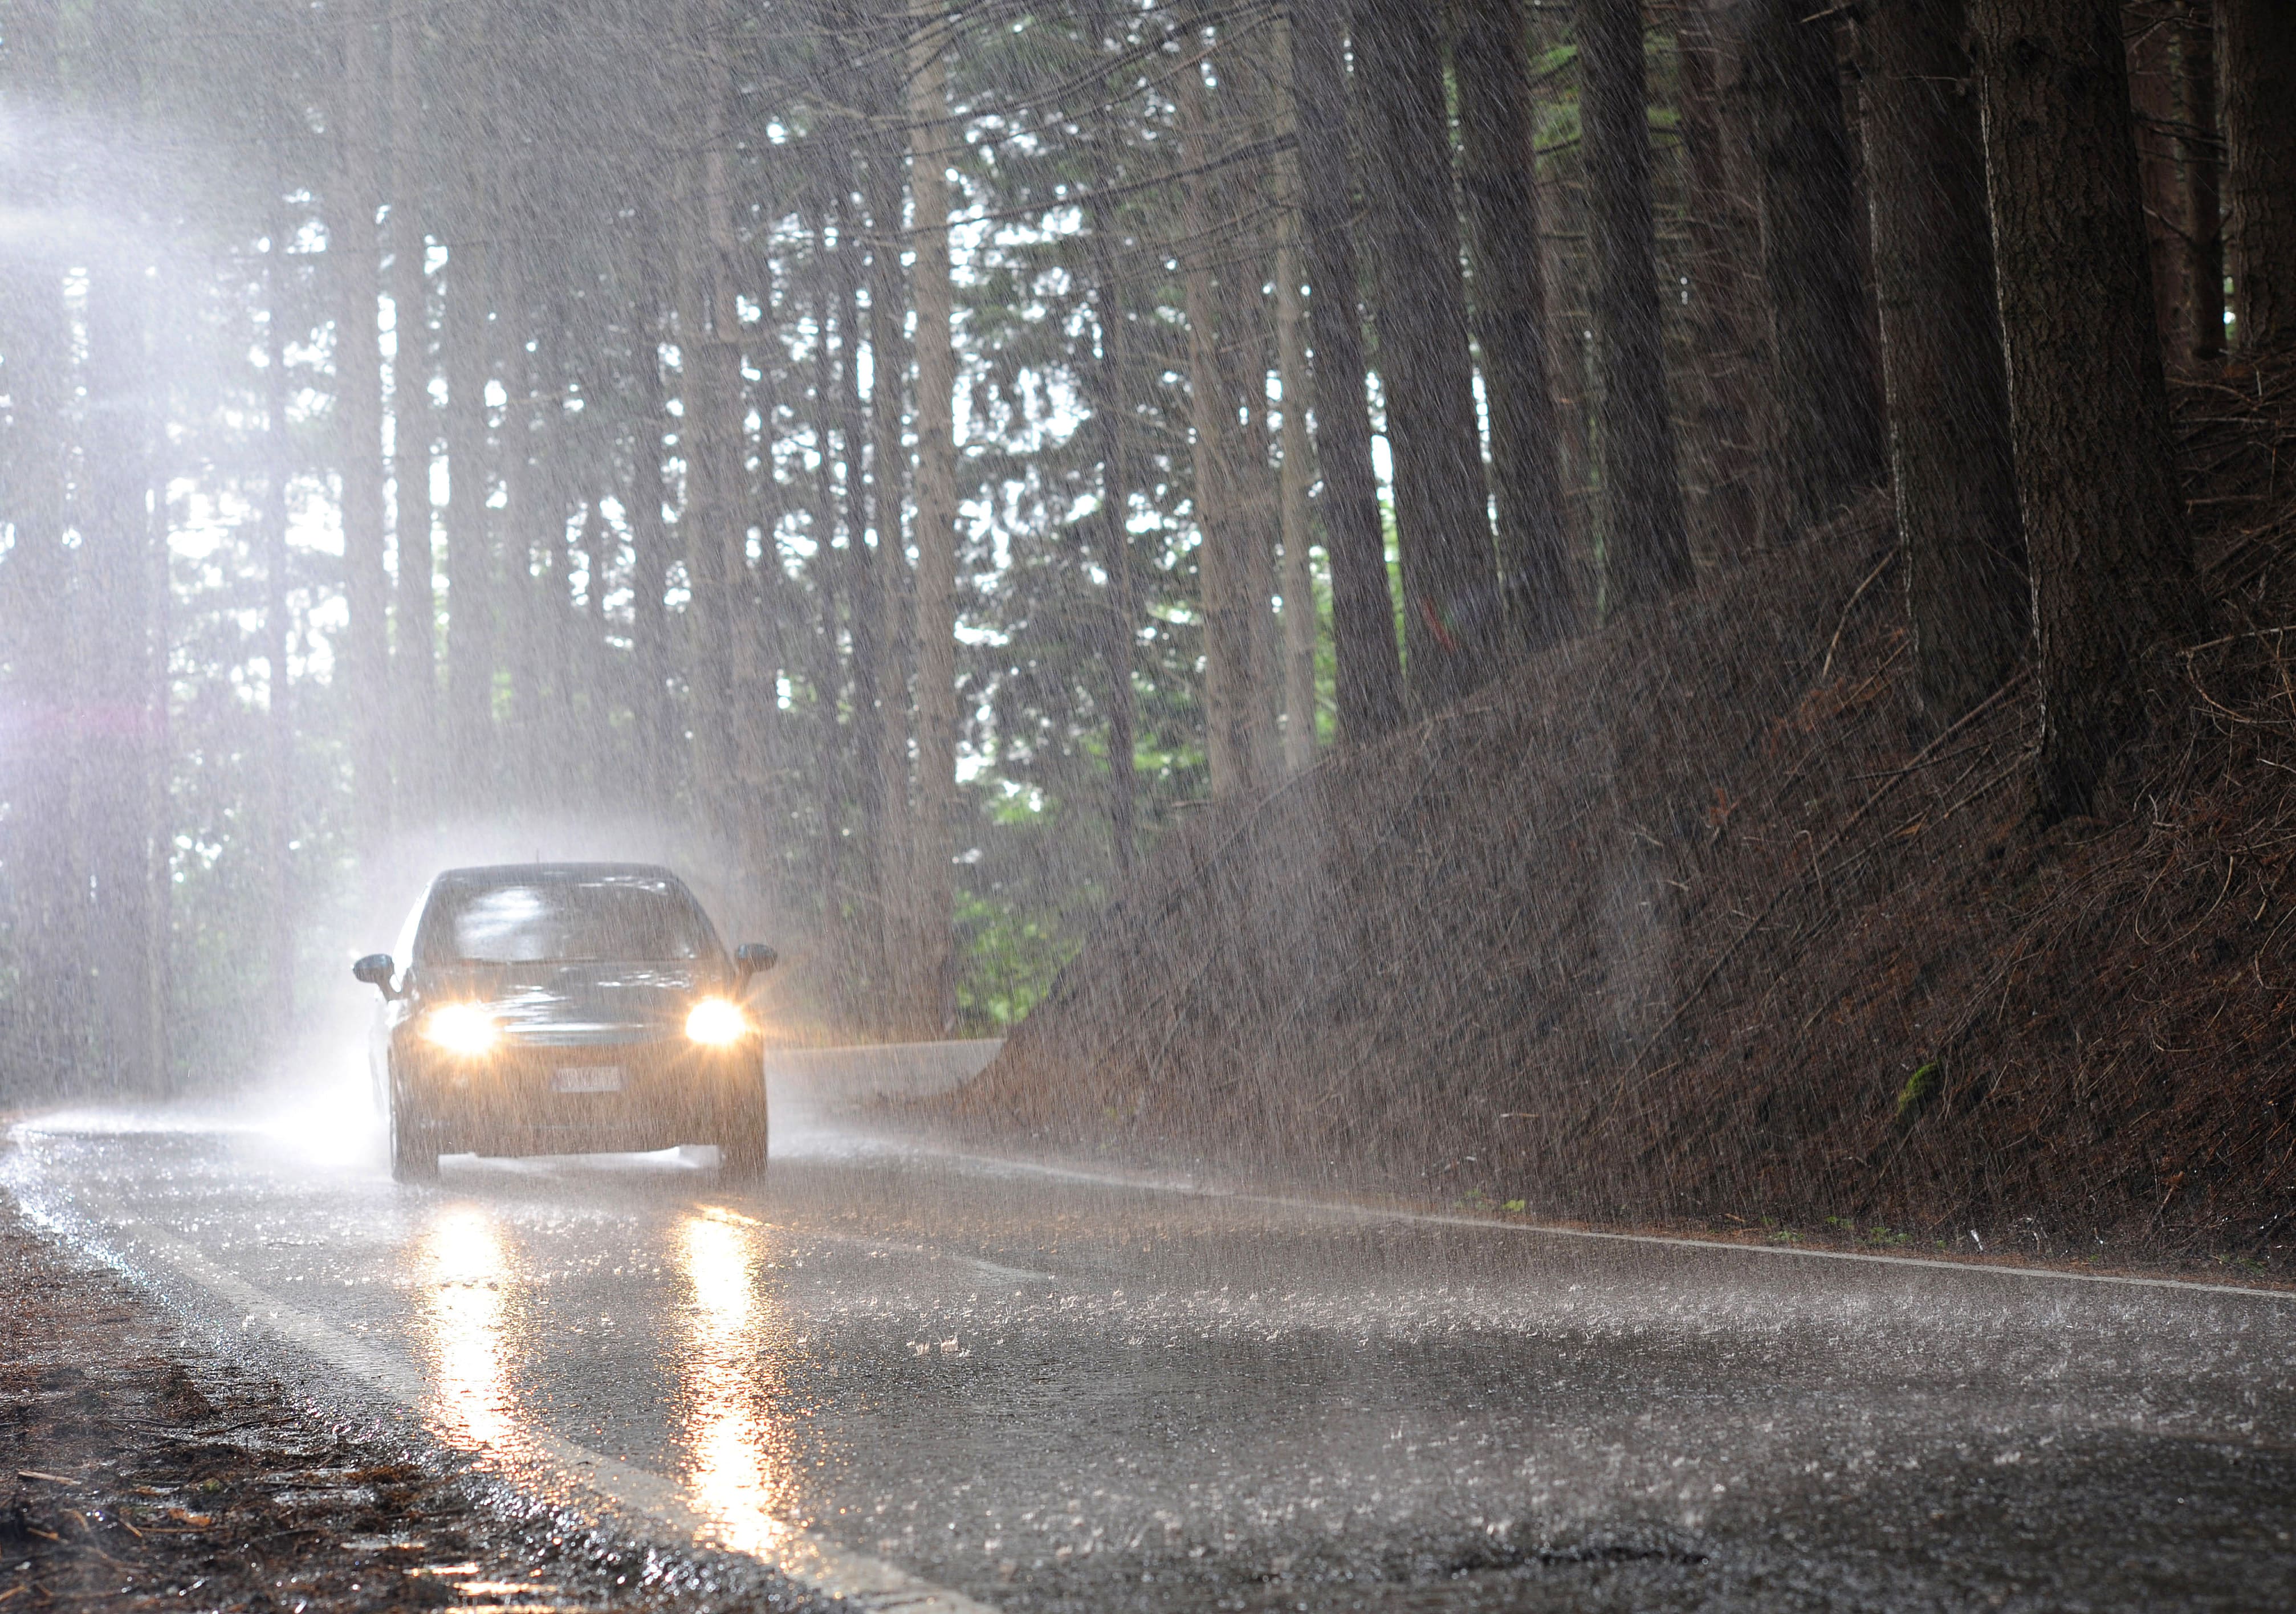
(952, 356, 2296, 1270)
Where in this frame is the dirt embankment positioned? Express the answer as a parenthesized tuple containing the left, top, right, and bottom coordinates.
(956, 361, 2296, 1271)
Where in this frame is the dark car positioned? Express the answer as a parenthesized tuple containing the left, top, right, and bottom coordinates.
(352, 863, 776, 1183)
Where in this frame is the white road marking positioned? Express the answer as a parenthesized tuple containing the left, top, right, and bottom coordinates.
(924, 1147, 2296, 1304)
(13, 1187, 1000, 1614)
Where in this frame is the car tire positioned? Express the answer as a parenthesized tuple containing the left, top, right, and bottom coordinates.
(716, 1089, 770, 1183)
(388, 1065, 440, 1183)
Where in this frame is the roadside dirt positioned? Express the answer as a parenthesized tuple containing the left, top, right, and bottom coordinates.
(0, 1199, 738, 1614)
(956, 357, 2296, 1275)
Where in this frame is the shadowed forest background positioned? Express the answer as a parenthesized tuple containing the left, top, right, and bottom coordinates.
(3, 0, 2294, 1252)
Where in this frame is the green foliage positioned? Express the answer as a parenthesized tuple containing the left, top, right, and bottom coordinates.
(1896, 1061, 1942, 1120)
(952, 885, 1076, 1033)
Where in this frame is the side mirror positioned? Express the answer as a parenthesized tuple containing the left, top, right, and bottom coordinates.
(735, 943, 777, 984)
(353, 953, 400, 1000)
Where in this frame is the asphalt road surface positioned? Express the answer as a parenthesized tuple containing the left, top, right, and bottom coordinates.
(6, 1102, 2295, 1612)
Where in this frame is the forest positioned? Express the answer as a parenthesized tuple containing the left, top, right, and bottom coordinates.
(2, 0, 2294, 1248)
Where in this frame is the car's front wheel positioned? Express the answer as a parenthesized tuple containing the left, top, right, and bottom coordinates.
(715, 1086, 769, 1183)
(388, 1063, 441, 1183)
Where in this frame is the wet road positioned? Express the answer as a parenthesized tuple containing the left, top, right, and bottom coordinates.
(6, 1108, 2295, 1612)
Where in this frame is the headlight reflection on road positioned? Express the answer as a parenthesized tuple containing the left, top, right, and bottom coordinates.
(677, 1207, 790, 1555)
(418, 1204, 523, 1454)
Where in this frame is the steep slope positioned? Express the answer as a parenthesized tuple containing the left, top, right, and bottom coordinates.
(954, 363, 2296, 1264)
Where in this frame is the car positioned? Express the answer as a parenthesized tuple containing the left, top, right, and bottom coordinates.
(352, 862, 777, 1184)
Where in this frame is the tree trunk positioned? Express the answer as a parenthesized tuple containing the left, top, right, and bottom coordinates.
(1582, 0, 1693, 610)
(677, 0, 749, 854)
(736, 264, 785, 900)
(389, 0, 436, 832)
(1289, 7, 1405, 744)
(2179, 0, 2225, 359)
(336, 0, 392, 854)
(1231, 16, 1287, 785)
(1178, 34, 1261, 802)
(0, 0, 87, 1085)
(1221, 225, 1283, 789)
(628, 289, 675, 791)
(441, 189, 495, 813)
(811, 231, 850, 968)
(1355, 0, 1499, 710)
(263, 206, 296, 1032)
(1676, 0, 1762, 563)
(536, 323, 582, 794)
(2218, 0, 2296, 354)
(908, 0, 961, 1036)
(144, 335, 176, 1097)
(864, 117, 914, 1030)
(834, 183, 891, 971)
(1456, 0, 1573, 650)
(82, 0, 157, 1092)
(500, 257, 548, 790)
(1857, 0, 2029, 728)
(1748, 0, 1886, 528)
(579, 495, 610, 788)
(1086, 181, 1141, 867)
(1276, 143, 1320, 776)
(2127, 5, 2190, 363)
(1969, 0, 2201, 816)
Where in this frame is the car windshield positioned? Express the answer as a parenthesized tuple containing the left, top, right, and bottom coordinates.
(417, 877, 718, 965)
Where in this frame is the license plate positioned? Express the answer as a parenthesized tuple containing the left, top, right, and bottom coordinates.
(551, 1066, 624, 1094)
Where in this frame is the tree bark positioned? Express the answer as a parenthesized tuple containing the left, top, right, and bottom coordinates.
(389, 0, 436, 832)
(336, 0, 392, 854)
(1086, 185, 1141, 866)
(1276, 142, 1320, 775)
(263, 206, 296, 1032)
(908, 0, 961, 1035)
(676, 0, 750, 853)
(1969, 0, 2201, 816)
(1581, 0, 1693, 610)
(736, 241, 787, 892)
(2217, 0, 2296, 354)
(863, 113, 914, 1030)
(628, 288, 675, 788)
(1355, 0, 1498, 710)
(1857, 0, 2029, 728)
(495, 237, 543, 789)
(2178, 0, 2225, 359)
(810, 229, 850, 964)
(2127, 5, 2190, 363)
(832, 174, 892, 963)
(82, 0, 158, 1092)
(1220, 215, 1283, 789)
(1747, 0, 1886, 528)
(441, 186, 495, 812)
(1289, 6, 1405, 744)
(143, 322, 176, 1097)
(1178, 34, 1262, 802)
(1676, 0, 1762, 562)
(1455, 0, 1573, 649)
(0, 0, 87, 1084)
(535, 315, 582, 790)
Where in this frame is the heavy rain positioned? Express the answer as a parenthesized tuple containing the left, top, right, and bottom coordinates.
(3, 0, 2294, 1609)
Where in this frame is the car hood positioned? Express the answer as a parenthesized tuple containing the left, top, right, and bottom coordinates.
(413, 961, 725, 1046)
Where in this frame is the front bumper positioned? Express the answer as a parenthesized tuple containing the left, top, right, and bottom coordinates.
(396, 1034, 762, 1157)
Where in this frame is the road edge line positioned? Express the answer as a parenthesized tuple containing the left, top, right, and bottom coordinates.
(11, 1188, 1002, 1614)
(919, 1146, 2296, 1303)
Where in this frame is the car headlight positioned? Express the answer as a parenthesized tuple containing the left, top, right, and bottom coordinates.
(422, 1002, 501, 1057)
(685, 998, 748, 1046)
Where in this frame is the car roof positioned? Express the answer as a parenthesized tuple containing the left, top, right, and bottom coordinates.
(430, 862, 689, 886)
